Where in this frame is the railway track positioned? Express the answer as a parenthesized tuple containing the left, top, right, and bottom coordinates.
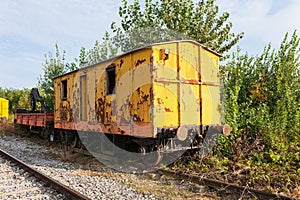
(0, 149, 90, 200)
(157, 169, 293, 200)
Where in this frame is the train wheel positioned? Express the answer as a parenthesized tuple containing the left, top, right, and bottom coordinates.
(40, 129, 48, 140)
(154, 151, 162, 166)
(42, 128, 55, 142)
(60, 130, 66, 144)
(137, 145, 147, 155)
(63, 131, 79, 148)
(49, 129, 55, 142)
(140, 149, 163, 168)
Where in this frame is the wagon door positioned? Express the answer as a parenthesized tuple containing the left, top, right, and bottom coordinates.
(80, 75, 88, 121)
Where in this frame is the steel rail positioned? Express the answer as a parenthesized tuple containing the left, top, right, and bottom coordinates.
(0, 149, 90, 200)
(158, 169, 293, 200)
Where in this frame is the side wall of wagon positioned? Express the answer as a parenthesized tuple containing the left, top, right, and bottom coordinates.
(54, 48, 154, 138)
(94, 48, 154, 137)
(54, 71, 77, 129)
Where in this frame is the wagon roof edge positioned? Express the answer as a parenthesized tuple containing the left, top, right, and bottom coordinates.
(53, 40, 220, 80)
(0, 97, 9, 102)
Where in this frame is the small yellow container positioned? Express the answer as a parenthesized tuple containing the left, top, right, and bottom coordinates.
(0, 98, 9, 119)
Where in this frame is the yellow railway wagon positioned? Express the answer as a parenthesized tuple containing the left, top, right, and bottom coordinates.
(53, 40, 229, 153)
(0, 98, 9, 119)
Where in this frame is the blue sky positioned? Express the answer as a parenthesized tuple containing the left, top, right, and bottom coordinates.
(0, 0, 299, 89)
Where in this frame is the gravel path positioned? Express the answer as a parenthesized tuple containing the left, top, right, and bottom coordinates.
(0, 134, 158, 200)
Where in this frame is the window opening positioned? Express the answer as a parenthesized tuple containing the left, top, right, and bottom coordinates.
(61, 80, 67, 100)
(106, 65, 116, 95)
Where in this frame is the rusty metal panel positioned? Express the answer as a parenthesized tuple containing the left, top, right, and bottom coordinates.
(115, 55, 132, 126)
(104, 72, 115, 124)
(153, 82, 179, 128)
(179, 42, 199, 81)
(201, 85, 221, 125)
(15, 113, 54, 127)
(95, 63, 107, 124)
(130, 84, 152, 123)
(54, 79, 60, 122)
(93, 59, 122, 133)
(55, 64, 98, 130)
(178, 42, 201, 126)
(199, 46, 221, 125)
(94, 62, 117, 125)
(104, 95, 114, 123)
(152, 43, 178, 81)
(152, 43, 179, 129)
(179, 83, 200, 125)
(130, 49, 152, 125)
(95, 48, 153, 137)
(200, 47, 220, 83)
(54, 71, 76, 129)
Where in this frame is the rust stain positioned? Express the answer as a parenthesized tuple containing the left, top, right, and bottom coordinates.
(157, 98, 163, 105)
(60, 101, 73, 122)
(96, 97, 105, 123)
(132, 114, 142, 122)
(164, 107, 172, 112)
(136, 88, 150, 105)
(134, 59, 146, 67)
(105, 100, 112, 122)
(120, 59, 124, 68)
(118, 98, 131, 124)
(186, 80, 198, 84)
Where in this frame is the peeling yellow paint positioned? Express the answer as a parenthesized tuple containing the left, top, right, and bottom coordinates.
(54, 41, 221, 138)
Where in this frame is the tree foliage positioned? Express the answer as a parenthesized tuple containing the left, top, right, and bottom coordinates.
(80, 0, 244, 66)
(80, 32, 119, 66)
(222, 31, 300, 165)
(0, 87, 31, 114)
(110, 0, 243, 55)
(38, 44, 74, 110)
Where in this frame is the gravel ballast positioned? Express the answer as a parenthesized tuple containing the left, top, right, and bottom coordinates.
(0, 131, 219, 200)
(0, 134, 159, 200)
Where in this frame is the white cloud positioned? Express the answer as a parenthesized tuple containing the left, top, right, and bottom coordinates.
(0, 0, 120, 50)
(0, 0, 121, 88)
(216, 0, 300, 54)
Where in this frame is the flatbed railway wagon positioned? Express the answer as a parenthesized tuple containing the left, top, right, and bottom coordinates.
(15, 88, 54, 138)
(15, 112, 54, 133)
